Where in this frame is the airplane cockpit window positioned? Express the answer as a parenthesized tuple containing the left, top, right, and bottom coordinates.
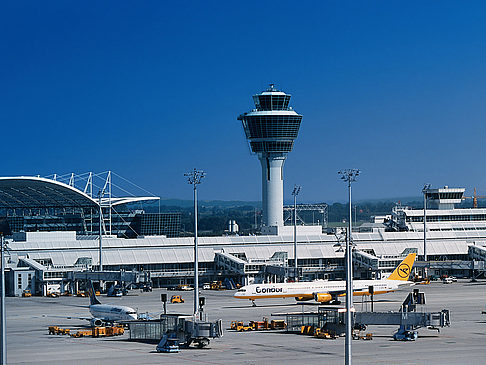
(237, 289, 246, 292)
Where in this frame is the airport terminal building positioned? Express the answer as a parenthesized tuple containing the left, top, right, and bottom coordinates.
(3, 176, 486, 296)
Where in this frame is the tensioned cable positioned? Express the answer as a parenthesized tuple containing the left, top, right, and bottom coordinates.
(43, 171, 159, 201)
(112, 172, 157, 197)
(111, 205, 140, 237)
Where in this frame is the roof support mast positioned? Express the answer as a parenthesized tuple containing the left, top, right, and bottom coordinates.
(99, 171, 112, 235)
(97, 171, 112, 271)
(83, 172, 93, 198)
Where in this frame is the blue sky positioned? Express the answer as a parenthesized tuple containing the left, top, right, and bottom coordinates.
(2, 1, 486, 203)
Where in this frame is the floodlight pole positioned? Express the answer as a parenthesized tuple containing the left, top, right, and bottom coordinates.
(423, 184, 431, 277)
(292, 185, 301, 281)
(1, 235, 6, 365)
(338, 169, 360, 365)
(185, 169, 205, 318)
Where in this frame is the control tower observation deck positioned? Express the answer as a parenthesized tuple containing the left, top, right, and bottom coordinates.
(238, 85, 302, 229)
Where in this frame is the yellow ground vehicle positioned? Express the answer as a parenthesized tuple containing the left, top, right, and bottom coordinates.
(314, 328, 337, 339)
(49, 326, 125, 338)
(48, 326, 70, 335)
(230, 321, 253, 332)
(22, 290, 32, 297)
(210, 281, 224, 290)
(250, 318, 270, 330)
(176, 284, 192, 291)
(170, 295, 184, 303)
(270, 320, 286, 330)
(413, 276, 430, 285)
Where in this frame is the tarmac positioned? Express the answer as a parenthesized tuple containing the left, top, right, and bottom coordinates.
(6, 280, 486, 364)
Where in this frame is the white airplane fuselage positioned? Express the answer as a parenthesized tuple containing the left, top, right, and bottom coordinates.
(89, 304, 138, 322)
(234, 278, 410, 302)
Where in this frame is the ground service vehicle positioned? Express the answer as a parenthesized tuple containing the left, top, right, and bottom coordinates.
(142, 284, 153, 292)
(22, 290, 32, 297)
(171, 295, 184, 303)
(177, 284, 192, 291)
(230, 321, 252, 332)
(210, 281, 224, 290)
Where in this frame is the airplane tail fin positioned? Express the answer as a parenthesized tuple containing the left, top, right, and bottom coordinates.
(387, 253, 416, 281)
(88, 281, 101, 305)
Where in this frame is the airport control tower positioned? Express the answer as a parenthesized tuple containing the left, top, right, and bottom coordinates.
(238, 84, 302, 231)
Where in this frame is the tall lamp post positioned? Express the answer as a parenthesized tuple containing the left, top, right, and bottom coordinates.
(338, 168, 360, 365)
(422, 184, 431, 277)
(185, 168, 205, 318)
(292, 185, 301, 281)
(1, 234, 7, 365)
(98, 192, 103, 272)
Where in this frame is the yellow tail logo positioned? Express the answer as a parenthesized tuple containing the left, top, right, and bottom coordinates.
(387, 253, 416, 281)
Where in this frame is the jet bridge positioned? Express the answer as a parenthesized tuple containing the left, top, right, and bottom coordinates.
(274, 289, 450, 339)
(355, 310, 450, 328)
(354, 289, 450, 337)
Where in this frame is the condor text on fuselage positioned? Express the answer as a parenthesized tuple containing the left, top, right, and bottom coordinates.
(256, 286, 283, 294)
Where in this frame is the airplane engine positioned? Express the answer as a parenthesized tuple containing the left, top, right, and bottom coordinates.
(295, 296, 313, 301)
(90, 318, 104, 327)
(313, 293, 333, 303)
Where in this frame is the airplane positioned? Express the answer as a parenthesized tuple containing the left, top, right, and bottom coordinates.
(87, 283, 138, 326)
(234, 253, 416, 306)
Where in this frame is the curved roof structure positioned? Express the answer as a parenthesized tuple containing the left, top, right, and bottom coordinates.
(101, 196, 160, 207)
(0, 177, 99, 209)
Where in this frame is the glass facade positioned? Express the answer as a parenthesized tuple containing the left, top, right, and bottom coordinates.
(426, 192, 463, 200)
(4, 211, 181, 238)
(253, 94, 291, 110)
(239, 86, 302, 155)
(407, 214, 486, 222)
(243, 115, 301, 139)
(139, 213, 181, 237)
(249, 141, 294, 153)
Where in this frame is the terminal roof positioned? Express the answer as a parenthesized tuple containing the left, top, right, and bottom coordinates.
(0, 176, 98, 209)
(0, 177, 161, 210)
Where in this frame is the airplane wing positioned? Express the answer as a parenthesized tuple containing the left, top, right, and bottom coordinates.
(42, 314, 93, 322)
(137, 310, 165, 320)
(329, 286, 370, 297)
